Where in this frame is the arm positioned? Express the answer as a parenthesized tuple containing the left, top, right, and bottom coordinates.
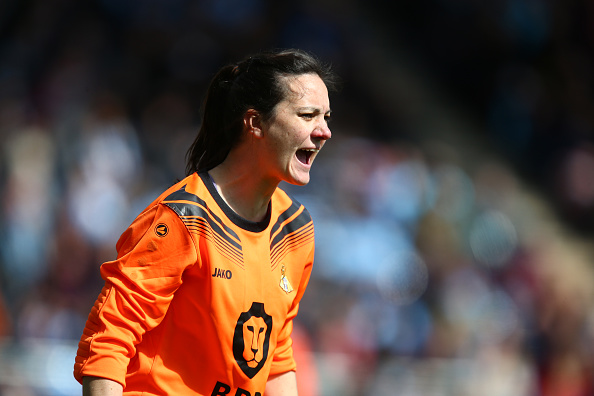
(83, 377, 123, 396)
(74, 204, 198, 385)
(265, 371, 298, 396)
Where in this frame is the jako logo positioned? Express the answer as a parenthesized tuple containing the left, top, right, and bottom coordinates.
(233, 302, 272, 379)
(155, 223, 168, 237)
(212, 267, 232, 279)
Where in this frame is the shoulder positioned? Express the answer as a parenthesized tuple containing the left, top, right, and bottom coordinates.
(269, 187, 314, 253)
(130, 174, 202, 221)
(122, 173, 206, 241)
(269, 187, 316, 270)
(157, 173, 204, 204)
(157, 174, 241, 246)
(272, 186, 312, 225)
(154, 173, 211, 217)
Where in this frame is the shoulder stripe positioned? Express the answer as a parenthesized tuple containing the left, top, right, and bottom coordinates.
(182, 217, 244, 266)
(165, 186, 241, 243)
(270, 223, 314, 269)
(270, 204, 312, 249)
(163, 186, 244, 268)
(269, 202, 314, 269)
(270, 200, 302, 238)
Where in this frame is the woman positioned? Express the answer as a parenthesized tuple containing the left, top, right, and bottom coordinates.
(74, 49, 337, 395)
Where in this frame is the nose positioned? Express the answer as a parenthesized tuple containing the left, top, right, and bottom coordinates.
(313, 122, 332, 141)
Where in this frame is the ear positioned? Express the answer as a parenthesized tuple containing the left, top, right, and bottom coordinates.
(243, 109, 263, 139)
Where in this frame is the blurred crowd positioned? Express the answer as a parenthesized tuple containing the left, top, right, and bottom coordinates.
(368, 0, 594, 236)
(1, 0, 594, 395)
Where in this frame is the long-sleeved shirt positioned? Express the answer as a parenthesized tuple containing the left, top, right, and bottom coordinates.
(74, 172, 315, 396)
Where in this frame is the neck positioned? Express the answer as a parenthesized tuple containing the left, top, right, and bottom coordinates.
(208, 154, 278, 222)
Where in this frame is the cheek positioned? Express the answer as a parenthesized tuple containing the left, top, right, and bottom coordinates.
(288, 126, 311, 147)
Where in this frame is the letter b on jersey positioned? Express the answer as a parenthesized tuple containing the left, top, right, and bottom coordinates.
(211, 381, 261, 396)
(211, 381, 231, 396)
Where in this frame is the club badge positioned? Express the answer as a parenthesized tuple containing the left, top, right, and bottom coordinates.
(279, 265, 293, 294)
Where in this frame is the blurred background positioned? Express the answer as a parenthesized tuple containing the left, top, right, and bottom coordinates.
(1, 0, 594, 395)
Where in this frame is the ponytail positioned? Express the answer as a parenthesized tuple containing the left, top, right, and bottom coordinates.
(185, 65, 242, 174)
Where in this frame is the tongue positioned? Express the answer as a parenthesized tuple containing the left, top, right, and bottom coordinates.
(296, 150, 308, 165)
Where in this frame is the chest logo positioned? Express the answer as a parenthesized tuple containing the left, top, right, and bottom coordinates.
(233, 302, 272, 379)
(279, 265, 294, 294)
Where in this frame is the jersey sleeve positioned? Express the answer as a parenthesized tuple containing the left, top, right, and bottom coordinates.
(268, 242, 315, 377)
(73, 203, 198, 387)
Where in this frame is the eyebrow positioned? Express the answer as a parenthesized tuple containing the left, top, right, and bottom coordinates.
(297, 106, 332, 115)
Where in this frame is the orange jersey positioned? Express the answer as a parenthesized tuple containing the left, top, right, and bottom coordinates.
(74, 172, 315, 396)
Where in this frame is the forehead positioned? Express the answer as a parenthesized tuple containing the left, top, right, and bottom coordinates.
(278, 73, 330, 109)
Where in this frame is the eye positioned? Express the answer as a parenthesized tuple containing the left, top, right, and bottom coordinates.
(324, 114, 332, 124)
(300, 113, 315, 120)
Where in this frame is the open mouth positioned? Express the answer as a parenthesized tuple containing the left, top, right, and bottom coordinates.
(296, 148, 318, 165)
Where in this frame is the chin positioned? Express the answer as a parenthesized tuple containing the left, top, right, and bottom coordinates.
(286, 179, 309, 187)
(282, 163, 311, 186)
(286, 173, 310, 186)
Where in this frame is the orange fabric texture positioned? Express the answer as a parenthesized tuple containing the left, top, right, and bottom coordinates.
(74, 172, 315, 395)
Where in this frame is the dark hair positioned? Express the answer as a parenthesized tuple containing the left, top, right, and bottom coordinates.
(185, 49, 338, 175)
